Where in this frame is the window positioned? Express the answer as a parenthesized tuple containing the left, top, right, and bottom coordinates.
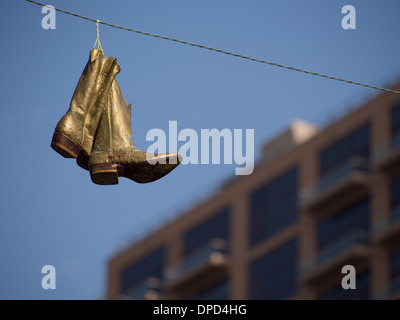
(184, 208, 229, 255)
(389, 249, 400, 296)
(391, 249, 400, 281)
(391, 103, 400, 147)
(391, 103, 400, 136)
(319, 270, 370, 300)
(390, 176, 400, 209)
(250, 167, 298, 246)
(121, 247, 165, 293)
(319, 123, 370, 177)
(189, 278, 229, 300)
(318, 198, 370, 251)
(249, 238, 297, 300)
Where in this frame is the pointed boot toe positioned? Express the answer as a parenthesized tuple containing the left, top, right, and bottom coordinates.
(120, 153, 183, 183)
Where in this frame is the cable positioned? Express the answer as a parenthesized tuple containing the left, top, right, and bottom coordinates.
(27, 0, 400, 95)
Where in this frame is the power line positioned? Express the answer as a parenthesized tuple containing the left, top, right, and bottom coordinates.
(27, 0, 400, 95)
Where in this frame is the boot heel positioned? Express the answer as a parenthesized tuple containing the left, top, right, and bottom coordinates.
(51, 132, 81, 158)
(90, 163, 119, 185)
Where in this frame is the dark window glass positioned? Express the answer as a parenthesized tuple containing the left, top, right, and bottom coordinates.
(189, 278, 229, 300)
(390, 176, 400, 209)
(184, 208, 229, 255)
(319, 270, 370, 300)
(389, 249, 400, 296)
(250, 167, 298, 246)
(121, 247, 165, 292)
(391, 249, 400, 280)
(318, 198, 370, 250)
(391, 103, 400, 136)
(319, 123, 370, 176)
(249, 238, 297, 300)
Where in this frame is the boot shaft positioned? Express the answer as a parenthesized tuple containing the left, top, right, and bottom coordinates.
(93, 80, 134, 152)
(53, 49, 120, 156)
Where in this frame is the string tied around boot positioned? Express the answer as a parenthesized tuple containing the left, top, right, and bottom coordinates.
(94, 19, 104, 54)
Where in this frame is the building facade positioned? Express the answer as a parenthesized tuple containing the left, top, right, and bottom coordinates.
(107, 82, 400, 300)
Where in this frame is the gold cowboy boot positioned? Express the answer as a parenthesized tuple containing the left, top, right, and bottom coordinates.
(88, 80, 182, 185)
(51, 48, 120, 163)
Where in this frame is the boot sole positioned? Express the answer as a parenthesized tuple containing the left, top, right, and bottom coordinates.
(51, 132, 81, 159)
(89, 154, 182, 185)
(90, 163, 119, 185)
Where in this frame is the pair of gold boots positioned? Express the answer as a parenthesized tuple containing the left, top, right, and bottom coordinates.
(51, 48, 182, 185)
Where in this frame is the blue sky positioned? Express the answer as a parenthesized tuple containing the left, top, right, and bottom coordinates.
(1, 0, 400, 299)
